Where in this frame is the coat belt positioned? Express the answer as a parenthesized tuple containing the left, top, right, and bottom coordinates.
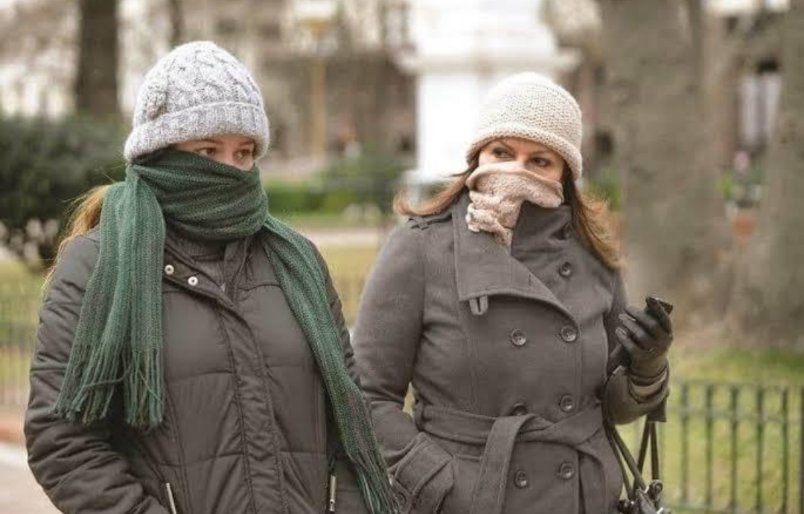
(417, 404, 608, 514)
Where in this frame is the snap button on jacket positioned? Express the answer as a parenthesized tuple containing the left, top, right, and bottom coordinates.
(25, 229, 367, 514)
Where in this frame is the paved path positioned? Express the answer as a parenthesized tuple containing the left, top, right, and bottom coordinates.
(302, 227, 388, 248)
(0, 443, 58, 514)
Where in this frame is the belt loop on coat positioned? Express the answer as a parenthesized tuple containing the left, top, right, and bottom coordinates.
(469, 296, 489, 316)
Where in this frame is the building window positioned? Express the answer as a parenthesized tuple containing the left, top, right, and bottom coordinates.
(739, 58, 781, 151)
(259, 21, 282, 40)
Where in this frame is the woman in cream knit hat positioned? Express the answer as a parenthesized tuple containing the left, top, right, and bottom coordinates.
(352, 73, 674, 514)
(25, 41, 394, 514)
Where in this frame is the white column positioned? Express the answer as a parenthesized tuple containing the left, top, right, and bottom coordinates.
(396, 0, 579, 183)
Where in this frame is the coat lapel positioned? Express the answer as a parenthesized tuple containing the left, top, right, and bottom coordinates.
(452, 193, 573, 319)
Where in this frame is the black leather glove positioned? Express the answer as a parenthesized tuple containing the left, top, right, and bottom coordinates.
(614, 297, 673, 380)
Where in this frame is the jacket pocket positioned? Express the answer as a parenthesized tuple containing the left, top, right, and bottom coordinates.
(390, 432, 454, 514)
(134, 475, 169, 510)
(438, 453, 480, 514)
(332, 459, 369, 514)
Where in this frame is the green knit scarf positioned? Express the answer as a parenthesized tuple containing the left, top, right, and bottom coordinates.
(52, 149, 395, 514)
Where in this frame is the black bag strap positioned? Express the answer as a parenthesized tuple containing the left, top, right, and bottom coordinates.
(604, 354, 670, 513)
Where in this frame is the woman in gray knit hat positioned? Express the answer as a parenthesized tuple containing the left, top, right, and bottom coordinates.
(25, 41, 394, 514)
(352, 73, 674, 514)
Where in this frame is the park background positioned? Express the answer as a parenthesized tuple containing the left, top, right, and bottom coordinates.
(0, 0, 802, 512)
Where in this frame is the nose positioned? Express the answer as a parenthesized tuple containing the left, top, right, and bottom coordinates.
(216, 152, 236, 167)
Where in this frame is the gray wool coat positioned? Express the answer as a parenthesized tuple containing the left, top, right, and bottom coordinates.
(352, 193, 668, 514)
(25, 228, 367, 514)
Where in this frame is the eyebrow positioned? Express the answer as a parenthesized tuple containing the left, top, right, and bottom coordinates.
(496, 141, 515, 152)
(497, 140, 553, 157)
(193, 139, 255, 148)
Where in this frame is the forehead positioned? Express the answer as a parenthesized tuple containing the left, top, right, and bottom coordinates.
(191, 134, 256, 146)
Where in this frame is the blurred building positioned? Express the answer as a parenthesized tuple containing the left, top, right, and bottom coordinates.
(708, 0, 788, 163)
(392, 0, 582, 182)
(0, 0, 790, 178)
(0, 0, 416, 178)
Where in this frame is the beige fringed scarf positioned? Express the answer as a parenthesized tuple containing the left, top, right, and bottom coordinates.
(466, 161, 564, 247)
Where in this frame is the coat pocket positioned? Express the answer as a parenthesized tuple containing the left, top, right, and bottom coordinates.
(438, 453, 480, 514)
(390, 432, 454, 514)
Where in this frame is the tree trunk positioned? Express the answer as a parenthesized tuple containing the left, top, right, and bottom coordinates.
(168, 0, 185, 46)
(74, 0, 119, 119)
(599, 0, 732, 323)
(727, 0, 804, 350)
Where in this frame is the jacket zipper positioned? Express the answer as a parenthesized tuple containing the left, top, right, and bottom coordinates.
(165, 483, 179, 514)
(327, 474, 338, 513)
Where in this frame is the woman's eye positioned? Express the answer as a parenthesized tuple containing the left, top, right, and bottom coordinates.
(237, 149, 253, 161)
(492, 148, 510, 158)
(196, 148, 214, 157)
(532, 157, 552, 167)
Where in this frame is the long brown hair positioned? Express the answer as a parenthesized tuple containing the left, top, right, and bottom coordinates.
(394, 155, 622, 270)
(45, 185, 110, 283)
(45, 150, 166, 282)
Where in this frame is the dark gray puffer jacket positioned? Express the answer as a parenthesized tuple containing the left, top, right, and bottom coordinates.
(25, 228, 368, 514)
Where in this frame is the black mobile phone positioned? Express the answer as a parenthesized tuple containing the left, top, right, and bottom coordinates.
(646, 296, 673, 316)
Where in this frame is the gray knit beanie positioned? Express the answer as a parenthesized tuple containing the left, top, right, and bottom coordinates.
(124, 41, 270, 162)
(466, 73, 583, 180)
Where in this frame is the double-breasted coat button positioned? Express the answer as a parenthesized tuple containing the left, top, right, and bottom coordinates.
(164, 264, 175, 275)
(394, 490, 409, 510)
(558, 462, 576, 480)
(559, 395, 576, 413)
(187, 276, 199, 286)
(510, 329, 527, 347)
(514, 470, 529, 488)
(560, 325, 578, 343)
(559, 261, 573, 278)
(509, 403, 528, 416)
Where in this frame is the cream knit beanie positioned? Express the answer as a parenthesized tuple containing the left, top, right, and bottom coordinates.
(466, 73, 583, 180)
(124, 41, 270, 162)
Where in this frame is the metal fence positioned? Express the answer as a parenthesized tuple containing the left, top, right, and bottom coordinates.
(0, 281, 801, 514)
(0, 281, 40, 408)
(634, 381, 803, 514)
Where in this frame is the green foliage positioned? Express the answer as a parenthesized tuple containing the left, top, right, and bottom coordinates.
(719, 173, 735, 202)
(264, 180, 363, 216)
(0, 115, 126, 265)
(264, 145, 405, 218)
(320, 144, 405, 214)
(584, 167, 622, 211)
(264, 180, 320, 214)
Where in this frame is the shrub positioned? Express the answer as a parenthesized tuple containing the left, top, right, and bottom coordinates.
(320, 144, 405, 215)
(0, 115, 125, 269)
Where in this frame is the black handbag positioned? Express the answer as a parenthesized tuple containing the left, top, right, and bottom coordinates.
(604, 404, 670, 514)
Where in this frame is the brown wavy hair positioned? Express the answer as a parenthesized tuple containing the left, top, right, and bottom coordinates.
(394, 154, 622, 270)
(45, 185, 110, 284)
(45, 151, 166, 284)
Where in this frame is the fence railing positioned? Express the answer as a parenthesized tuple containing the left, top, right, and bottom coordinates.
(622, 381, 803, 514)
(0, 281, 801, 514)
